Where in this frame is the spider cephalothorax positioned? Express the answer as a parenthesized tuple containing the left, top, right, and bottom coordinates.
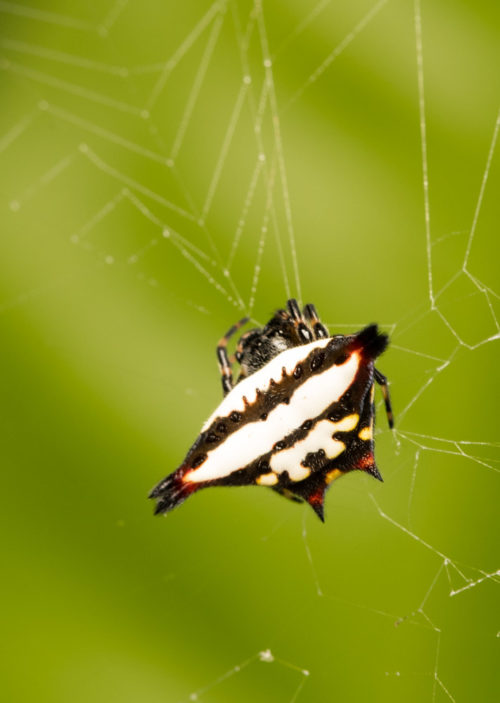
(150, 299, 393, 521)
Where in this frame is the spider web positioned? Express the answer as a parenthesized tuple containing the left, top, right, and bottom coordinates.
(1, 1, 499, 701)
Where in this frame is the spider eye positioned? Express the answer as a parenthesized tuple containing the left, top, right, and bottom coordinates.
(230, 411, 242, 422)
(314, 323, 328, 338)
(298, 324, 313, 342)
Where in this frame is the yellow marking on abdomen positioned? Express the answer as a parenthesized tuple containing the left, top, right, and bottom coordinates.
(256, 472, 278, 486)
(338, 414, 359, 432)
(326, 469, 342, 484)
(358, 425, 373, 441)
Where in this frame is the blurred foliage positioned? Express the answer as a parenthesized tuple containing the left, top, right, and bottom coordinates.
(1, 1, 499, 701)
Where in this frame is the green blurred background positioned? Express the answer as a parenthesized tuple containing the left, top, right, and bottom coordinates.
(1, 1, 499, 701)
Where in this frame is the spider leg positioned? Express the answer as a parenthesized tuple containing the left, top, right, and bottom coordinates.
(217, 316, 249, 396)
(286, 298, 314, 343)
(234, 329, 257, 364)
(303, 303, 329, 339)
(374, 367, 394, 429)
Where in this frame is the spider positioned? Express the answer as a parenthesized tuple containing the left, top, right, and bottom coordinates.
(149, 299, 393, 521)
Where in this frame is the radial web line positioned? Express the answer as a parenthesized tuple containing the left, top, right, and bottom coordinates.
(144, 0, 225, 112)
(78, 143, 197, 221)
(124, 194, 233, 302)
(369, 494, 500, 592)
(407, 449, 420, 529)
(253, 61, 292, 298)
(248, 160, 276, 313)
(186, 653, 257, 701)
(414, 0, 434, 308)
(463, 107, 500, 268)
(226, 153, 264, 270)
(255, 0, 302, 304)
(229, 2, 291, 300)
(170, 13, 225, 161)
(0, 38, 127, 75)
(123, 191, 217, 265)
(68, 184, 234, 302)
(395, 347, 458, 423)
(138, 97, 247, 310)
(0, 58, 141, 115)
(10, 151, 76, 212)
(41, 102, 169, 165)
(183, 649, 309, 702)
(464, 270, 500, 332)
(370, 494, 457, 569)
(395, 563, 446, 632)
(0, 112, 35, 153)
(272, 0, 332, 59)
(231, 3, 292, 298)
(449, 569, 500, 597)
(284, 0, 389, 111)
(71, 190, 125, 244)
(390, 344, 447, 363)
(0, 0, 94, 30)
(302, 510, 323, 597)
(98, 0, 129, 36)
(396, 430, 500, 474)
(201, 79, 249, 220)
(166, 149, 246, 309)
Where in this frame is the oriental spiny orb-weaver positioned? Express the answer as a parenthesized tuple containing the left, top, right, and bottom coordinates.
(150, 299, 393, 521)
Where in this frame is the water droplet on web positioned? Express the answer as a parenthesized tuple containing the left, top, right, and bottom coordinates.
(259, 649, 274, 663)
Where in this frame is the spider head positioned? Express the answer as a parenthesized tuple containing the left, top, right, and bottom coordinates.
(237, 311, 304, 378)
